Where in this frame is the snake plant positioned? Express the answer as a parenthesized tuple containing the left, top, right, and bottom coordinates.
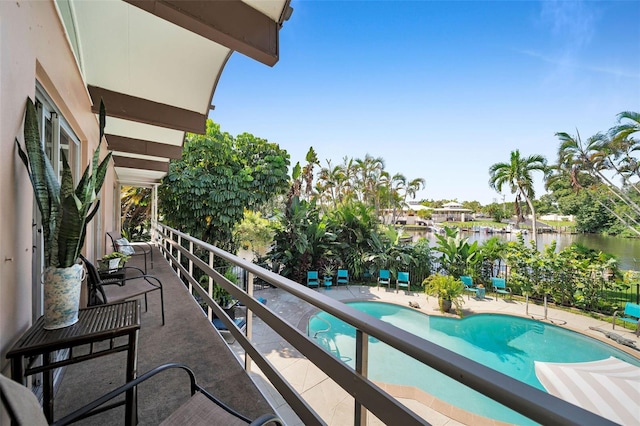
(16, 98, 112, 268)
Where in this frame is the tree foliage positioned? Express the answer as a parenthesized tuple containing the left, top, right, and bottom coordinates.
(552, 111, 640, 236)
(120, 186, 151, 241)
(489, 149, 548, 244)
(159, 120, 290, 250)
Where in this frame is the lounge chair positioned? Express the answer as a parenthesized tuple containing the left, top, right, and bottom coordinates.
(491, 277, 511, 299)
(612, 302, 640, 336)
(396, 272, 410, 293)
(337, 269, 349, 288)
(460, 275, 477, 299)
(0, 363, 283, 426)
(80, 255, 165, 325)
(107, 231, 153, 273)
(378, 269, 391, 288)
(307, 271, 320, 288)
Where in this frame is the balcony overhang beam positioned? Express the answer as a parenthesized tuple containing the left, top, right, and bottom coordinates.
(124, 0, 279, 66)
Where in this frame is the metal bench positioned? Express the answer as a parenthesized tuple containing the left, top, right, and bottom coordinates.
(613, 302, 640, 336)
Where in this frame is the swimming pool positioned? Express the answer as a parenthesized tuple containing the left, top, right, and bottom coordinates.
(308, 301, 640, 425)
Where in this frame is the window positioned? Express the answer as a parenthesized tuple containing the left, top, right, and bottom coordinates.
(36, 86, 81, 182)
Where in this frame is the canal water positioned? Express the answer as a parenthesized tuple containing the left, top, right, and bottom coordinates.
(407, 229, 640, 271)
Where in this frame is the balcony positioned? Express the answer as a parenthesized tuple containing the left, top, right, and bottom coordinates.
(48, 223, 636, 425)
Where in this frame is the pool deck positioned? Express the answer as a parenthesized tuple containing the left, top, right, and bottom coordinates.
(229, 284, 640, 426)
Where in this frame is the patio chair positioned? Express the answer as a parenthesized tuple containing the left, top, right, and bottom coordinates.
(107, 231, 153, 273)
(396, 271, 410, 293)
(0, 363, 283, 426)
(80, 255, 165, 325)
(460, 275, 477, 299)
(336, 269, 349, 288)
(378, 269, 391, 288)
(491, 277, 512, 300)
(307, 271, 320, 288)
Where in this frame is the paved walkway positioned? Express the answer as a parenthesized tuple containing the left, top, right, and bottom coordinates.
(229, 284, 639, 426)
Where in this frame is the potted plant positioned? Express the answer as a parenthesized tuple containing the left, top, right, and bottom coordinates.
(16, 98, 112, 329)
(98, 252, 130, 272)
(322, 263, 335, 287)
(423, 274, 465, 315)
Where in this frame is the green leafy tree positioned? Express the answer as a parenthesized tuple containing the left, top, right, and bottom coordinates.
(462, 200, 481, 213)
(268, 197, 336, 283)
(489, 150, 548, 246)
(574, 190, 616, 233)
(365, 225, 416, 279)
(325, 201, 380, 278)
(478, 237, 507, 282)
(433, 227, 480, 278)
(555, 123, 640, 236)
(485, 203, 507, 222)
(120, 186, 151, 240)
(233, 210, 276, 255)
(159, 120, 290, 250)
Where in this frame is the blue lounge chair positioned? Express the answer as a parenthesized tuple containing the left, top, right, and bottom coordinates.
(461, 275, 477, 299)
(378, 269, 391, 288)
(337, 269, 349, 288)
(307, 271, 320, 288)
(396, 272, 410, 293)
(491, 277, 511, 299)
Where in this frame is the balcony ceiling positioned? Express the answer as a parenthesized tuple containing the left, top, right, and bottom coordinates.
(63, 0, 291, 186)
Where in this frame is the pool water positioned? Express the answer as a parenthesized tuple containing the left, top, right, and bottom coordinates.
(308, 301, 640, 425)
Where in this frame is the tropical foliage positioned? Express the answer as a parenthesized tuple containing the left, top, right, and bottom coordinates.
(552, 111, 640, 237)
(233, 210, 276, 254)
(423, 274, 465, 314)
(159, 120, 290, 251)
(120, 186, 151, 241)
(503, 234, 625, 314)
(433, 227, 479, 279)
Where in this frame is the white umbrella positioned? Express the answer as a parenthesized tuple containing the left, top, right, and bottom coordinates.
(535, 357, 640, 425)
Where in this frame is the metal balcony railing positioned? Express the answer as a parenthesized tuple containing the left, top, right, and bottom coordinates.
(153, 222, 614, 426)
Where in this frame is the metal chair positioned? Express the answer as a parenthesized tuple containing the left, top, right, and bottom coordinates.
(336, 269, 349, 288)
(0, 363, 283, 426)
(460, 275, 477, 299)
(491, 277, 512, 299)
(80, 255, 165, 325)
(306, 271, 320, 288)
(378, 269, 391, 288)
(106, 231, 153, 273)
(396, 271, 410, 293)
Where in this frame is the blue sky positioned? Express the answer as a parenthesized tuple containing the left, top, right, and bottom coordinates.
(210, 0, 640, 205)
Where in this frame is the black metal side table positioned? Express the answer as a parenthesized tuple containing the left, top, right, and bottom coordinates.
(6, 301, 140, 425)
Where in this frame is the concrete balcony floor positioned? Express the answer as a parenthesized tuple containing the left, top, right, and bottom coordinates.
(53, 248, 274, 425)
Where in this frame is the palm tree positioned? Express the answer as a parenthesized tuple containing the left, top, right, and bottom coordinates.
(488, 150, 547, 247)
(317, 159, 346, 209)
(405, 177, 426, 202)
(608, 111, 640, 190)
(556, 129, 640, 235)
(301, 147, 319, 201)
(354, 154, 385, 214)
(120, 186, 152, 240)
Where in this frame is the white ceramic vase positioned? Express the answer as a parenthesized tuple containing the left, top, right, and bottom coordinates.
(43, 263, 84, 330)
